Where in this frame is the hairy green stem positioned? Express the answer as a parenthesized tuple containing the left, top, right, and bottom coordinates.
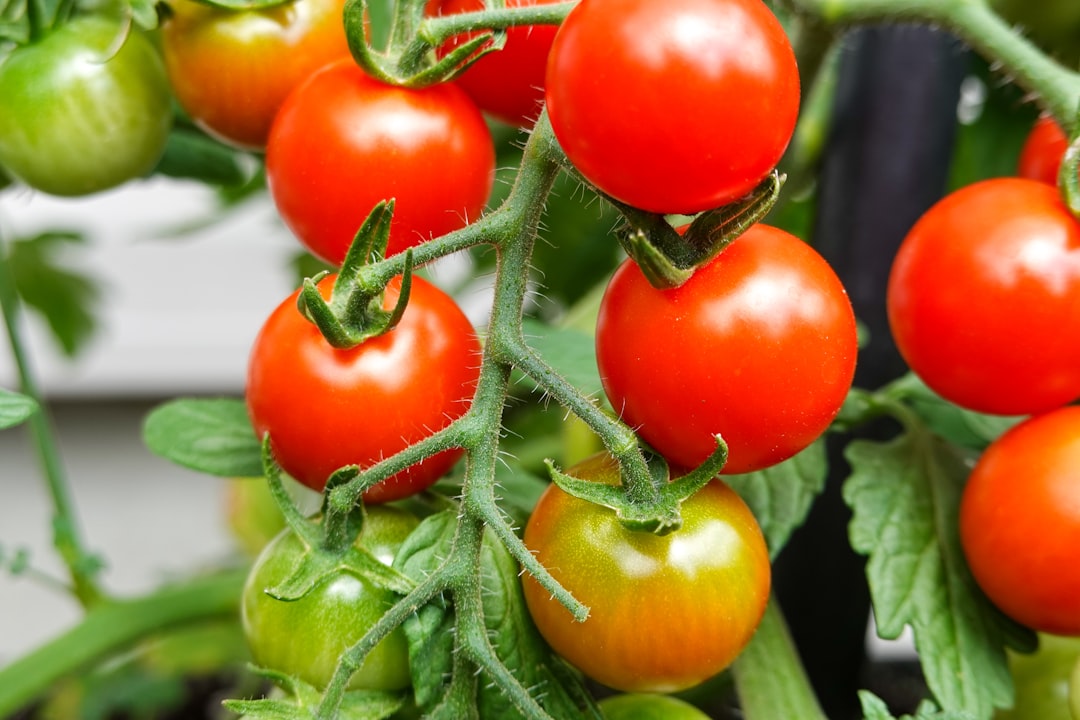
(0, 569, 245, 717)
(0, 233, 103, 607)
(731, 597, 829, 720)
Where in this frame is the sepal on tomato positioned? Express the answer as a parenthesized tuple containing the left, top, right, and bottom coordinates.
(295, 201, 417, 348)
(545, 437, 729, 535)
(612, 171, 785, 290)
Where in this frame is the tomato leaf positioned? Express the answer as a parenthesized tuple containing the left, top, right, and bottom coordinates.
(858, 690, 978, 719)
(520, 318, 603, 399)
(142, 398, 263, 477)
(887, 374, 1023, 450)
(0, 388, 38, 429)
(725, 438, 828, 559)
(843, 425, 1035, 719)
(152, 125, 255, 186)
(8, 231, 100, 358)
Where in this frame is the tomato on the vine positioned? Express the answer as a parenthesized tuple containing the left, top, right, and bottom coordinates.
(246, 274, 481, 501)
(887, 177, 1080, 416)
(428, 0, 561, 127)
(161, 0, 351, 150)
(598, 693, 712, 720)
(0, 17, 172, 196)
(959, 406, 1080, 636)
(241, 505, 419, 690)
(544, 0, 799, 214)
(266, 59, 495, 264)
(596, 223, 857, 475)
(1018, 116, 1070, 187)
(996, 634, 1080, 720)
(522, 453, 771, 693)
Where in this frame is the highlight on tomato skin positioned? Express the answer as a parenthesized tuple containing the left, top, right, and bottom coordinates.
(596, 223, 858, 475)
(521, 452, 771, 694)
(265, 58, 496, 265)
(959, 406, 1080, 637)
(245, 274, 482, 502)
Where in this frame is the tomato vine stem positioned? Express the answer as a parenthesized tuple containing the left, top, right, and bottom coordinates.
(0, 228, 104, 608)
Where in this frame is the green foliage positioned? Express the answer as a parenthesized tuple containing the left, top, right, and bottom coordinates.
(394, 511, 600, 719)
(887, 374, 1023, 450)
(152, 123, 256, 186)
(0, 387, 37, 428)
(859, 691, 978, 719)
(8, 230, 99, 358)
(844, 417, 1036, 720)
(725, 438, 828, 560)
(142, 398, 263, 477)
(224, 667, 406, 719)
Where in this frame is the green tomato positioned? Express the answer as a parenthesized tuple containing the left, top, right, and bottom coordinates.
(0, 16, 172, 196)
(241, 507, 419, 691)
(995, 635, 1080, 720)
(599, 693, 712, 719)
(1071, 654, 1080, 720)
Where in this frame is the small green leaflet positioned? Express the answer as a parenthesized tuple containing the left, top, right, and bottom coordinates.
(9, 231, 100, 358)
(0, 388, 37, 429)
(152, 125, 255, 187)
(843, 424, 1035, 720)
(224, 667, 404, 720)
(725, 438, 828, 560)
(888, 374, 1023, 450)
(142, 398, 263, 477)
(858, 691, 977, 720)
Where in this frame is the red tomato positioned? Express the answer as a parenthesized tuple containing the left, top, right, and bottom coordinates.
(960, 406, 1080, 636)
(428, 0, 561, 127)
(596, 224, 857, 475)
(266, 59, 495, 265)
(887, 178, 1080, 415)
(162, 0, 351, 150)
(245, 274, 481, 502)
(1018, 115, 1070, 187)
(544, 0, 799, 214)
(522, 453, 771, 692)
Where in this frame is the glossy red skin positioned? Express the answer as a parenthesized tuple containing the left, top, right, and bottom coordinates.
(429, 0, 560, 127)
(596, 224, 857, 475)
(887, 178, 1080, 415)
(266, 59, 495, 264)
(246, 274, 481, 502)
(544, 0, 799, 214)
(1018, 116, 1070, 187)
(960, 406, 1080, 636)
(162, 0, 350, 150)
(522, 453, 771, 693)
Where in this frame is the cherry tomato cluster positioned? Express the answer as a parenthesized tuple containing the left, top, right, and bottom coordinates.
(886, 117, 1080, 638)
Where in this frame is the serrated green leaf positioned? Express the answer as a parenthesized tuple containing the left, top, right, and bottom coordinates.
(844, 427, 1035, 719)
(858, 691, 978, 720)
(889, 374, 1023, 450)
(8, 231, 99, 358)
(520, 318, 603, 399)
(725, 439, 828, 559)
(152, 125, 254, 186)
(142, 398, 262, 477)
(0, 388, 37, 429)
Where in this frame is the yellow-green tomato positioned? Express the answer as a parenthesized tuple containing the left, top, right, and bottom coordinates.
(599, 693, 712, 719)
(522, 453, 771, 693)
(0, 17, 172, 196)
(241, 507, 419, 690)
(995, 635, 1080, 720)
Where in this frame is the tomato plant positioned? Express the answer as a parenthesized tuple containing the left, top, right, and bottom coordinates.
(0, 16, 172, 196)
(544, 0, 799, 214)
(887, 177, 1080, 416)
(995, 635, 1080, 720)
(596, 223, 857, 474)
(1018, 116, 1069, 186)
(161, 0, 351, 150)
(246, 273, 481, 501)
(428, 0, 560, 127)
(597, 693, 711, 720)
(266, 58, 495, 264)
(241, 505, 419, 690)
(522, 453, 771, 693)
(960, 406, 1080, 636)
